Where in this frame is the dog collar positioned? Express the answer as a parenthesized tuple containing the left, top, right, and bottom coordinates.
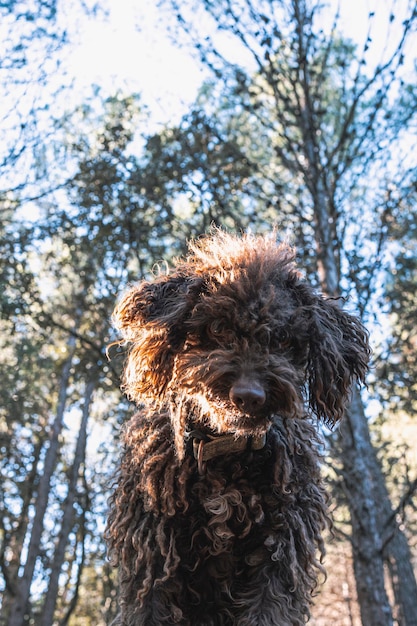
(187, 430, 267, 473)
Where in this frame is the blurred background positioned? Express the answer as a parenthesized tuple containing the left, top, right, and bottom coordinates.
(1, 1, 416, 624)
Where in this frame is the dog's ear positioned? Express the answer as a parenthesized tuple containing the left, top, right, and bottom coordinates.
(113, 274, 205, 401)
(306, 298, 370, 426)
(113, 274, 205, 339)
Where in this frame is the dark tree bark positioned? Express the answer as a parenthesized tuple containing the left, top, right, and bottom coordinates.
(337, 389, 394, 625)
(39, 379, 95, 626)
(7, 334, 76, 626)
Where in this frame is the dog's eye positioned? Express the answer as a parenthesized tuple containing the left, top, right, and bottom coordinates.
(209, 320, 224, 336)
(256, 327, 271, 345)
(274, 332, 292, 350)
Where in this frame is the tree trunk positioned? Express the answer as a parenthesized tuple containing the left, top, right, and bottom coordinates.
(336, 387, 417, 626)
(39, 378, 94, 626)
(310, 177, 402, 625)
(7, 334, 76, 626)
(385, 535, 417, 626)
(1, 436, 43, 622)
(336, 388, 394, 625)
(297, 16, 417, 617)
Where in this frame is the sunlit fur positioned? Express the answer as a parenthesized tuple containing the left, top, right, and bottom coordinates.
(106, 229, 370, 625)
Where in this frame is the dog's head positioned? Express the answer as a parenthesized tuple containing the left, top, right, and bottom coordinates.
(113, 230, 370, 450)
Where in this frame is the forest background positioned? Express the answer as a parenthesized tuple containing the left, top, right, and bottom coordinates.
(1, 1, 417, 625)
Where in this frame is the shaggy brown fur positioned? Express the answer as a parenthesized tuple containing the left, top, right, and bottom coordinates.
(106, 230, 370, 625)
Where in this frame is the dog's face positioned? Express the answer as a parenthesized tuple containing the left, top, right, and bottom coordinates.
(113, 231, 370, 445)
(172, 274, 311, 437)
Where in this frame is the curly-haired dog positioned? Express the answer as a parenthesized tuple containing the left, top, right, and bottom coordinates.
(106, 230, 370, 625)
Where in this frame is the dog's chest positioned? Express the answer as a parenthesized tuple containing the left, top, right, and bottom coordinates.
(178, 454, 278, 565)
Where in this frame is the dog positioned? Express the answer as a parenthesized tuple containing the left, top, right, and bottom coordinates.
(106, 230, 370, 625)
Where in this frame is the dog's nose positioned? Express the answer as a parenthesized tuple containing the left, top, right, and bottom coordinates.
(229, 380, 266, 414)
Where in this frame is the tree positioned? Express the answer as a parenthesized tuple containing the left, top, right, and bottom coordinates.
(1, 90, 201, 624)
(0, 5, 178, 624)
(378, 204, 417, 416)
(0, 0, 102, 202)
(372, 192, 417, 626)
(0, 0, 64, 196)
(7, 330, 78, 626)
(156, 0, 417, 623)
(38, 377, 94, 626)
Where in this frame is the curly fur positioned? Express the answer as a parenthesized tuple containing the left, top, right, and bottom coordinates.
(106, 230, 370, 625)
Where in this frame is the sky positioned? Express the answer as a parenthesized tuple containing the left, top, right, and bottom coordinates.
(65, 0, 415, 128)
(67, 0, 206, 125)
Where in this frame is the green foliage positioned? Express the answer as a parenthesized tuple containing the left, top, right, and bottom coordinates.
(375, 202, 417, 415)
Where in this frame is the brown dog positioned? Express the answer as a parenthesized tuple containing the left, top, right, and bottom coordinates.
(106, 230, 370, 625)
